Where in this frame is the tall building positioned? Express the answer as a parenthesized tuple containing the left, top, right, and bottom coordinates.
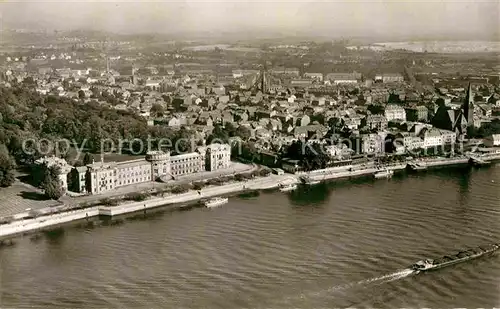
(205, 143, 231, 171)
(463, 83, 475, 127)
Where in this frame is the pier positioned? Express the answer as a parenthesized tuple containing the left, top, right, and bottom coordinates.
(468, 155, 491, 167)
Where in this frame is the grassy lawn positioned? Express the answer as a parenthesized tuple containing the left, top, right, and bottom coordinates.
(0, 182, 61, 217)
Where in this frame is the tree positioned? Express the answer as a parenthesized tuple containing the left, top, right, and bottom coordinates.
(0, 144, 16, 187)
(41, 165, 64, 200)
(207, 124, 230, 144)
(150, 103, 165, 117)
(43, 177, 64, 200)
(367, 105, 384, 115)
(82, 153, 93, 165)
(235, 125, 251, 140)
(78, 90, 86, 100)
(193, 182, 204, 190)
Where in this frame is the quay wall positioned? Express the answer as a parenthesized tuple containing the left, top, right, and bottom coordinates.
(0, 207, 100, 238)
(2, 154, 498, 240)
(0, 178, 286, 238)
(99, 182, 247, 216)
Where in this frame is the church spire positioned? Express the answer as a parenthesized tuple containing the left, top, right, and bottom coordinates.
(463, 82, 475, 126)
(466, 82, 473, 105)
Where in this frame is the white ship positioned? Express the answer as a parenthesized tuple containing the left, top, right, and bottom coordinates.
(373, 169, 394, 179)
(279, 183, 297, 192)
(204, 197, 229, 208)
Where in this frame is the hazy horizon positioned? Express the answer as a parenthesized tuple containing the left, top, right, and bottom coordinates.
(0, 0, 498, 40)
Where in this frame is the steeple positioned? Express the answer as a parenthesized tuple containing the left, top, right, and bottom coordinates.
(463, 82, 474, 125)
(466, 82, 473, 105)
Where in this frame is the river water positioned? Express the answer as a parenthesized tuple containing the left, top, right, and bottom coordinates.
(1, 165, 499, 308)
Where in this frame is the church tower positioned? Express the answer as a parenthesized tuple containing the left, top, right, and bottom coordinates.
(463, 82, 475, 127)
(260, 68, 267, 94)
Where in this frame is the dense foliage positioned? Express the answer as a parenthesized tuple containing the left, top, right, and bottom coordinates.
(35, 164, 64, 200)
(282, 140, 331, 171)
(467, 119, 500, 138)
(0, 86, 197, 166)
(0, 144, 16, 187)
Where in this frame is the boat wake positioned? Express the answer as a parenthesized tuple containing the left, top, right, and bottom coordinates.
(328, 268, 416, 292)
(297, 268, 416, 300)
(358, 268, 415, 285)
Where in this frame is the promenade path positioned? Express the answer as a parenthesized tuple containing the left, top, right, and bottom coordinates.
(65, 162, 255, 205)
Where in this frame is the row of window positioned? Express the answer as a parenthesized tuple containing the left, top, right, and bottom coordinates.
(172, 163, 199, 170)
(117, 176, 151, 186)
(172, 169, 196, 176)
(117, 169, 150, 178)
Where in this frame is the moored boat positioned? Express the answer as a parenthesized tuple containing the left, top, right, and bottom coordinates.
(299, 176, 321, 185)
(374, 169, 394, 179)
(411, 243, 499, 272)
(204, 197, 228, 208)
(279, 183, 297, 192)
(407, 162, 428, 171)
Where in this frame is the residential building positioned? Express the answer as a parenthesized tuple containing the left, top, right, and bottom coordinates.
(364, 114, 388, 131)
(419, 127, 443, 148)
(439, 129, 457, 144)
(406, 106, 429, 122)
(384, 104, 406, 122)
(303, 73, 323, 81)
(351, 133, 385, 154)
(396, 132, 424, 150)
(205, 143, 231, 171)
(325, 72, 361, 84)
(375, 73, 404, 83)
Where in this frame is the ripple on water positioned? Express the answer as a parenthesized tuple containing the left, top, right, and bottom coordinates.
(1, 166, 499, 308)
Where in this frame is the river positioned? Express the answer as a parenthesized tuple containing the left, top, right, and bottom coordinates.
(1, 165, 499, 308)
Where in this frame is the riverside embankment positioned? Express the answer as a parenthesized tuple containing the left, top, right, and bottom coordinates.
(0, 174, 298, 239)
(1, 153, 499, 240)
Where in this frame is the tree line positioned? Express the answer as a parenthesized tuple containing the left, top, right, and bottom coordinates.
(0, 85, 198, 188)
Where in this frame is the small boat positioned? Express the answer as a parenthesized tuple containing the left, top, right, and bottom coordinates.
(279, 183, 297, 192)
(374, 169, 394, 179)
(411, 244, 499, 272)
(204, 197, 229, 208)
(299, 176, 320, 185)
(407, 162, 427, 171)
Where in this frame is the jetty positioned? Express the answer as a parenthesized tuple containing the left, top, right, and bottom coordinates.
(468, 155, 491, 167)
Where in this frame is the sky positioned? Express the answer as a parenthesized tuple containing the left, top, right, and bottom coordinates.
(0, 0, 498, 39)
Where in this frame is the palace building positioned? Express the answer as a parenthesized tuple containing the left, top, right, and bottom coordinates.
(67, 143, 232, 195)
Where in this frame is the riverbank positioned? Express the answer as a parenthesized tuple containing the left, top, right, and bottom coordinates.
(0, 174, 297, 240)
(299, 153, 500, 183)
(1, 153, 499, 241)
